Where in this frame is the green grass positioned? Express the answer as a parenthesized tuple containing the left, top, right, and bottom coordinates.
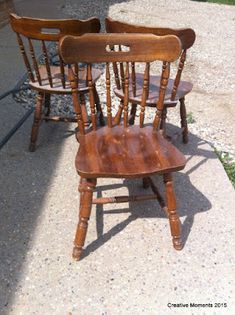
(192, 0, 235, 4)
(186, 112, 196, 124)
(215, 150, 235, 188)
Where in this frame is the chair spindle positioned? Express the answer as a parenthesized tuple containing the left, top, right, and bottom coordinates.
(41, 40, 53, 88)
(119, 45, 125, 91)
(131, 62, 136, 97)
(140, 62, 150, 127)
(106, 62, 112, 127)
(171, 49, 187, 101)
(68, 65, 85, 135)
(120, 62, 125, 91)
(16, 33, 35, 82)
(153, 61, 170, 130)
(59, 55, 66, 89)
(123, 62, 129, 127)
(28, 38, 42, 85)
(110, 45, 121, 90)
(87, 63, 97, 130)
(113, 61, 121, 90)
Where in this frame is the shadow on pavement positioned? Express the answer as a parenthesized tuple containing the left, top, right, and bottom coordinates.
(0, 122, 73, 312)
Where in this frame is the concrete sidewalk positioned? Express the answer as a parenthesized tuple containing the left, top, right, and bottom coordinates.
(0, 1, 235, 315)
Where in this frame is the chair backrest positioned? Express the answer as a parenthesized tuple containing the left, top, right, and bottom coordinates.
(59, 33, 181, 134)
(105, 17, 196, 101)
(10, 13, 101, 89)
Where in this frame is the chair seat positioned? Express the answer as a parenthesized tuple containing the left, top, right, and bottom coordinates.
(114, 73, 193, 106)
(30, 65, 101, 93)
(76, 125, 186, 178)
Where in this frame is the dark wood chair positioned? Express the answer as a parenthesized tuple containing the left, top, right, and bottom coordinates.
(105, 17, 196, 143)
(59, 33, 187, 261)
(10, 13, 104, 151)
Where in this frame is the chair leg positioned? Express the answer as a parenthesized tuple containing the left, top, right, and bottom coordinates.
(44, 93, 51, 118)
(29, 92, 43, 152)
(93, 84, 105, 126)
(163, 173, 182, 250)
(113, 99, 124, 125)
(73, 178, 97, 261)
(180, 97, 188, 144)
(129, 103, 137, 125)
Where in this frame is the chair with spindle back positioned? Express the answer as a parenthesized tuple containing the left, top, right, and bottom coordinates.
(59, 33, 187, 261)
(10, 13, 104, 151)
(105, 17, 196, 143)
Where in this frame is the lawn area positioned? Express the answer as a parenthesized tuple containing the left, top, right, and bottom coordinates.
(192, 0, 235, 4)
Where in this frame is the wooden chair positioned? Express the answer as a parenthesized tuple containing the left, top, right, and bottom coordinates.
(105, 17, 196, 143)
(59, 33, 187, 261)
(10, 13, 104, 151)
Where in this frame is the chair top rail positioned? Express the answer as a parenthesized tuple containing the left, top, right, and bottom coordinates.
(105, 17, 196, 50)
(10, 13, 101, 41)
(59, 33, 182, 64)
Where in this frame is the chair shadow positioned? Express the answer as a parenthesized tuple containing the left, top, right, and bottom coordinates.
(81, 127, 214, 260)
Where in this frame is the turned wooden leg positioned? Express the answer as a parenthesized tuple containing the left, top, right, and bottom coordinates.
(180, 97, 188, 144)
(44, 93, 51, 118)
(113, 99, 124, 125)
(160, 106, 167, 138)
(29, 92, 43, 152)
(163, 173, 182, 250)
(129, 103, 137, 125)
(73, 177, 97, 261)
(93, 84, 105, 126)
(79, 93, 90, 128)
